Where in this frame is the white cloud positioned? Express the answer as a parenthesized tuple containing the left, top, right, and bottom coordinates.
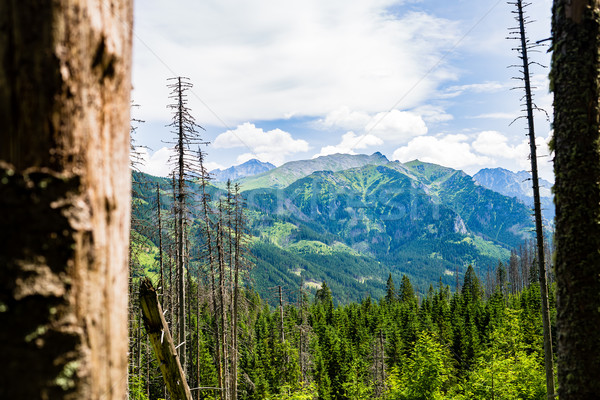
(318, 107, 428, 144)
(366, 110, 428, 142)
(472, 130, 554, 181)
(365, 110, 427, 143)
(206, 161, 226, 172)
(138, 147, 174, 177)
(132, 2, 461, 124)
(313, 131, 383, 158)
(213, 122, 309, 165)
(472, 130, 516, 156)
(318, 107, 372, 132)
(392, 134, 491, 172)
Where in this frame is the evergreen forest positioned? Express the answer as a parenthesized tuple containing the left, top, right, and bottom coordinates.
(127, 81, 556, 399)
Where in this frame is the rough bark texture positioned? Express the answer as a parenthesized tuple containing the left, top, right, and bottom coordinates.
(0, 1, 132, 399)
(139, 278, 193, 400)
(551, 0, 600, 397)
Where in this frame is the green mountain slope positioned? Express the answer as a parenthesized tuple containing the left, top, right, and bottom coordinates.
(131, 155, 535, 302)
(236, 152, 389, 190)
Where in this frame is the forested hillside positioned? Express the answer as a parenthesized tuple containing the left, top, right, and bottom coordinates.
(131, 153, 539, 303)
(129, 265, 554, 400)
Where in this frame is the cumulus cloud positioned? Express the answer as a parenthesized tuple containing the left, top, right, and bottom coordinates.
(214, 122, 309, 165)
(318, 107, 428, 144)
(318, 107, 371, 132)
(365, 110, 428, 142)
(392, 134, 491, 171)
(390, 130, 553, 180)
(138, 147, 174, 177)
(472, 130, 553, 181)
(472, 130, 516, 156)
(313, 131, 383, 158)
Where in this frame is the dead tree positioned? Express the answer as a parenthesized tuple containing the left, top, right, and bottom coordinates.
(508, 1, 555, 396)
(157, 183, 166, 303)
(0, 1, 133, 398)
(166, 77, 206, 373)
(231, 184, 245, 400)
(197, 150, 225, 397)
(216, 201, 231, 400)
(139, 278, 193, 400)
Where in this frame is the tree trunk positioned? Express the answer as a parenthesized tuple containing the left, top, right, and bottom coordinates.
(217, 217, 230, 400)
(0, 1, 132, 399)
(158, 183, 165, 305)
(513, 1, 556, 395)
(139, 278, 193, 400)
(551, 0, 600, 397)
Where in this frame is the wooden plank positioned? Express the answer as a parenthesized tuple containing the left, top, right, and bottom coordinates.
(139, 278, 192, 400)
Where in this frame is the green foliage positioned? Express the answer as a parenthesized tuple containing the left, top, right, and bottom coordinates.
(388, 332, 454, 400)
(128, 376, 149, 400)
(460, 310, 546, 400)
(128, 158, 549, 400)
(131, 153, 537, 304)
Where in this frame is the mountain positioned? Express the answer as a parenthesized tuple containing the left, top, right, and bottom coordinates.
(241, 158, 534, 299)
(473, 167, 554, 222)
(132, 155, 537, 303)
(211, 158, 275, 182)
(236, 152, 390, 190)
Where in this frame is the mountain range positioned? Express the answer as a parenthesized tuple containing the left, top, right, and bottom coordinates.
(211, 158, 275, 182)
(133, 153, 545, 302)
(473, 167, 554, 222)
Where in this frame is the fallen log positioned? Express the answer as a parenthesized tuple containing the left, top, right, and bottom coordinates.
(139, 277, 192, 400)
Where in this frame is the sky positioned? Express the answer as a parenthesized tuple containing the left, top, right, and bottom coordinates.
(131, 0, 555, 181)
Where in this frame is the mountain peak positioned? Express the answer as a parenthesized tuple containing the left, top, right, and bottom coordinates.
(237, 152, 391, 190)
(473, 167, 554, 221)
(211, 159, 276, 182)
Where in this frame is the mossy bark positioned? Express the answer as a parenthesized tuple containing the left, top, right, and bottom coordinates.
(551, 0, 600, 397)
(0, 1, 132, 398)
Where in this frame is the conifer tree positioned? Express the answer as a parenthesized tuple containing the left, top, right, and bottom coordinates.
(385, 274, 397, 304)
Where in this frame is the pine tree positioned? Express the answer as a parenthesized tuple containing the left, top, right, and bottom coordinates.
(385, 274, 397, 304)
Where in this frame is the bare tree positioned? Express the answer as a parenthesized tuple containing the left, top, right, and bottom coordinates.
(0, 1, 133, 398)
(166, 77, 206, 372)
(508, 1, 555, 396)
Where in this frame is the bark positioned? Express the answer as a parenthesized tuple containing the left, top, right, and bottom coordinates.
(0, 1, 132, 399)
(231, 190, 242, 400)
(139, 278, 192, 400)
(200, 169, 224, 398)
(551, 0, 600, 397)
(216, 217, 230, 400)
(514, 1, 555, 396)
(158, 183, 165, 304)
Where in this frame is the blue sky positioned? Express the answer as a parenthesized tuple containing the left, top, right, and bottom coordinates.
(131, 0, 554, 181)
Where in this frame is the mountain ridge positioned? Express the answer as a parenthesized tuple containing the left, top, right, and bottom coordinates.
(211, 158, 275, 182)
(132, 153, 540, 302)
(473, 167, 554, 222)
